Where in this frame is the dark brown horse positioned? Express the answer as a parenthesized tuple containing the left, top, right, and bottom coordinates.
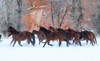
(48, 26, 70, 47)
(32, 30, 45, 45)
(49, 27, 74, 43)
(82, 30, 97, 45)
(67, 28, 86, 46)
(67, 28, 96, 46)
(7, 26, 35, 47)
(39, 26, 60, 47)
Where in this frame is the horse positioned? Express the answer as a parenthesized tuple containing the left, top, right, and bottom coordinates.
(82, 30, 97, 45)
(56, 28, 70, 46)
(39, 26, 59, 47)
(49, 27, 74, 43)
(65, 29, 75, 41)
(7, 26, 35, 47)
(32, 30, 45, 45)
(67, 28, 86, 46)
(48, 26, 70, 47)
(67, 28, 96, 46)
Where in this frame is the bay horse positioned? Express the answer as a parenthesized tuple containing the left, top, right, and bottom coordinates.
(39, 26, 59, 47)
(7, 26, 35, 47)
(82, 30, 97, 45)
(67, 28, 86, 46)
(32, 30, 45, 45)
(73, 31, 86, 46)
(67, 28, 97, 46)
(48, 26, 70, 47)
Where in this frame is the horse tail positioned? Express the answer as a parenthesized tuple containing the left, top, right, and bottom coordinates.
(31, 33, 35, 46)
(94, 35, 97, 44)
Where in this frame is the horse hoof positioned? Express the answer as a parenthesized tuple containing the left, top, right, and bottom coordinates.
(49, 44, 53, 46)
(50, 45, 53, 46)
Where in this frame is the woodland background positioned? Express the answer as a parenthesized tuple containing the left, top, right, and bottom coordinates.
(0, 0, 100, 36)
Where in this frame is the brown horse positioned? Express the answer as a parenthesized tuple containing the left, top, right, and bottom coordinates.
(32, 30, 45, 45)
(82, 30, 97, 45)
(67, 28, 96, 46)
(48, 26, 70, 47)
(49, 27, 74, 43)
(39, 26, 60, 47)
(65, 29, 75, 41)
(67, 28, 86, 46)
(7, 26, 35, 47)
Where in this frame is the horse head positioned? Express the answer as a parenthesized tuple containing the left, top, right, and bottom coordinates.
(7, 26, 19, 34)
(7, 26, 15, 32)
(48, 26, 56, 32)
(67, 28, 75, 34)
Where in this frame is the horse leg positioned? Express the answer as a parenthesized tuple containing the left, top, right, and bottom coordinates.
(79, 40, 82, 46)
(39, 40, 45, 45)
(12, 40, 17, 47)
(47, 40, 53, 46)
(29, 39, 35, 46)
(86, 39, 88, 44)
(90, 39, 94, 46)
(94, 37, 97, 44)
(18, 41, 22, 46)
(73, 39, 76, 44)
(39, 39, 41, 45)
(93, 39, 95, 44)
(10, 39, 14, 45)
(75, 40, 77, 45)
(39, 38, 44, 45)
(65, 40, 69, 46)
(74, 39, 78, 45)
(43, 41, 47, 47)
(59, 41, 61, 47)
(27, 40, 30, 44)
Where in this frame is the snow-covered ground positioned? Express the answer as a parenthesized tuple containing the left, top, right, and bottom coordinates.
(0, 36, 100, 61)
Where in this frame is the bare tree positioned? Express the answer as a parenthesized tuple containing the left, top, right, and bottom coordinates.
(0, 0, 11, 35)
(47, 0, 71, 28)
(70, 0, 83, 30)
(91, 0, 100, 35)
(0, 0, 28, 36)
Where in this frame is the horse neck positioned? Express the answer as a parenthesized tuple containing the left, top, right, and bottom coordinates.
(12, 30, 20, 34)
(69, 30, 76, 36)
(42, 29, 51, 35)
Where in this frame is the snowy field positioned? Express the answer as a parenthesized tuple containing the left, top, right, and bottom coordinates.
(0, 36, 100, 61)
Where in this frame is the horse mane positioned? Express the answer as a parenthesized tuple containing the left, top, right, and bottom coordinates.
(40, 26, 51, 33)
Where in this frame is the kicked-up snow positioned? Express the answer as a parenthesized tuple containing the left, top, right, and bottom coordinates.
(0, 36, 100, 61)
